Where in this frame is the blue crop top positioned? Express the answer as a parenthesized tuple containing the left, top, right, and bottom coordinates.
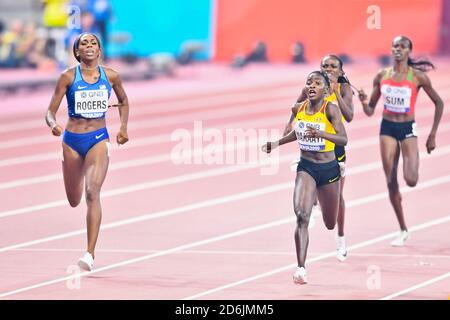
(66, 65, 112, 119)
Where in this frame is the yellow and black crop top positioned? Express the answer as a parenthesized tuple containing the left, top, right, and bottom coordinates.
(294, 100, 336, 152)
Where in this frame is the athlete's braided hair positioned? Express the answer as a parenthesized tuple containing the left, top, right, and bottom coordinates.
(309, 70, 331, 88)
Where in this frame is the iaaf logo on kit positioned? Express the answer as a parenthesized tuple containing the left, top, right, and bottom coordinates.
(170, 121, 281, 175)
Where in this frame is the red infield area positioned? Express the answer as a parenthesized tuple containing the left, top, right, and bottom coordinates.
(0, 60, 449, 300)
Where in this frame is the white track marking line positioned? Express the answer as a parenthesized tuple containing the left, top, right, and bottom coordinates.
(0, 178, 449, 297)
(2, 107, 450, 191)
(183, 214, 450, 300)
(10, 248, 450, 260)
(2, 214, 449, 298)
(0, 85, 301, 134)
(1, 149, 450, 251)
(0, 114, 287, 173)
(3, 76, 450, 134)
(0, 94, 293, 150)
(0, 218, 291, 298)
(380, 272, 450, 300)
(0, 183, 291, 253)
(0, 98, 443, 163)
(2, 134, 450, 219)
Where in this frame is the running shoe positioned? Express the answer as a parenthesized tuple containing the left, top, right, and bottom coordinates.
(390, 230, 409, 247)
(78, 252, 94, 271)
(293, 267, 307, 285)
(336, 235, 347, 262)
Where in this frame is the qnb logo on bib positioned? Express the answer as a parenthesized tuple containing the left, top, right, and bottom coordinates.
(295, 121, 326, 151)
(382, 84, 412, 113)
(74, 89, 108, 117)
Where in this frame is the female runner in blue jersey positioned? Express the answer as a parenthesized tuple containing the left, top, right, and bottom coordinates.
(45, 33, 129, 271)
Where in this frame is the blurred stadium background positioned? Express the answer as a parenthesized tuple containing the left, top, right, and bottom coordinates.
(1, 1, 450, 300)
(0, 0, 449, 95)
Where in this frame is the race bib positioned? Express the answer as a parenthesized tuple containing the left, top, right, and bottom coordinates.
(381, 84, 411, 113)
(295, 120, 326, 151)
(74, 89, 108, 118)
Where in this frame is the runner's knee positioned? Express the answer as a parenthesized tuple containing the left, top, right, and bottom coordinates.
(294, 208, 310, 227)
(85, 185, 101, 203)
(404, 172, 418, 187)
(68, 196, 81, 208)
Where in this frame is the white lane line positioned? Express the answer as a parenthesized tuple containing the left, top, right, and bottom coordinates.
(1, 104, 449, 187)
(0, 152, 58, 167)
(0, 217, 292, 298)
(2, 212, 449, 298)
(183, 214, 450, 300)
(3, 135, 450, 219)
(0, 93, 293, 150)
(0, 152, 285, 219)
(0, 85, 301, 134)
(4, 76, 450, 135)
(380, 272, 450, 300)
(1, 159, 448, 253)
(10, 248, 450, 260)
(0, 109, 287, 167)
(0, 182, 291, 253)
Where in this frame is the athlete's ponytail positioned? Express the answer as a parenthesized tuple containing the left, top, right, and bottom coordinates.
(407, 57, 435, 72)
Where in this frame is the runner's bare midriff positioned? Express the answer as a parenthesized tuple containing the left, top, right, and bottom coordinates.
(66, 117, 107, 133)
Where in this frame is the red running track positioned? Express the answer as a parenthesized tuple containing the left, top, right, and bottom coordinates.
(0, 60, 449, 300)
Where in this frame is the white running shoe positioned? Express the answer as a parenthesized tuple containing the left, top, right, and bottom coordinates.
(293, 267, 307, 285)
(390, 230, 409, 247)
(78, 252, 94, 271)
(308, 204, 321, 229)
(336, 235, 347, 262)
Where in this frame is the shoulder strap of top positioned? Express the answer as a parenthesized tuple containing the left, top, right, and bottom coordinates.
(98, 66, 108, 81)
(297, 100, 308, 115)
(407, 66, 413, 82)
(74, 65, 82, 83)
(382, 67, 391, 81)
(319, 100, 328, 114)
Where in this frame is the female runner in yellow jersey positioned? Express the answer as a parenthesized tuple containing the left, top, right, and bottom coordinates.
(284, 55, 354, 262)
(263, 71, 347, 284)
